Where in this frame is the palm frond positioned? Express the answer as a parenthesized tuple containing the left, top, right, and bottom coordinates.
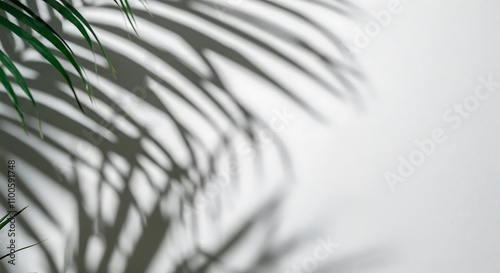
(0, 0, 360, 272)
(0, 0, 126, 133)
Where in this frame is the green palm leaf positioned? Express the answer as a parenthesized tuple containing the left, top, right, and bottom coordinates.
(0, 207, 46, 261)
(0, 64, 25, 131)
(0, 0, 131, 135)
(0, 206, 27, 230)
(0, 239, 46, 260)
(0, 1, 359, 272)
(0, 49, 39, 134)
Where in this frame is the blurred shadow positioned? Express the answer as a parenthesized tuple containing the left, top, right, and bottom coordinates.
(0, 0, 362, 272)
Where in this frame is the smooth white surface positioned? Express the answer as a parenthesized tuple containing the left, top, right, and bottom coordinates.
(275, 0, 500, 272)
(4, 1, 500, 272)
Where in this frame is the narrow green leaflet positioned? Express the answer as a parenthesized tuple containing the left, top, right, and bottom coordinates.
(113, 0, 138, 34)
(0, 207, 45, 261)
(0, 15, 85, 111)
(0, 66, 26, 132)
(0, 50, 42, 136)
(0, 206, 28, 230)
(0, 0, 137, 132)
(0, 239, 46, 260)
(43, 0, 116, 76)
(0, 1, 90, 98)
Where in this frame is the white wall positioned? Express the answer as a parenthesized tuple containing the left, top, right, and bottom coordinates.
(3, 0, 500, 272)
(272, 0, 500, 272)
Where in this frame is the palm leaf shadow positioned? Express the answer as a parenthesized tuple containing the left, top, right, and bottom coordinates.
(0, 0, 362, 272)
